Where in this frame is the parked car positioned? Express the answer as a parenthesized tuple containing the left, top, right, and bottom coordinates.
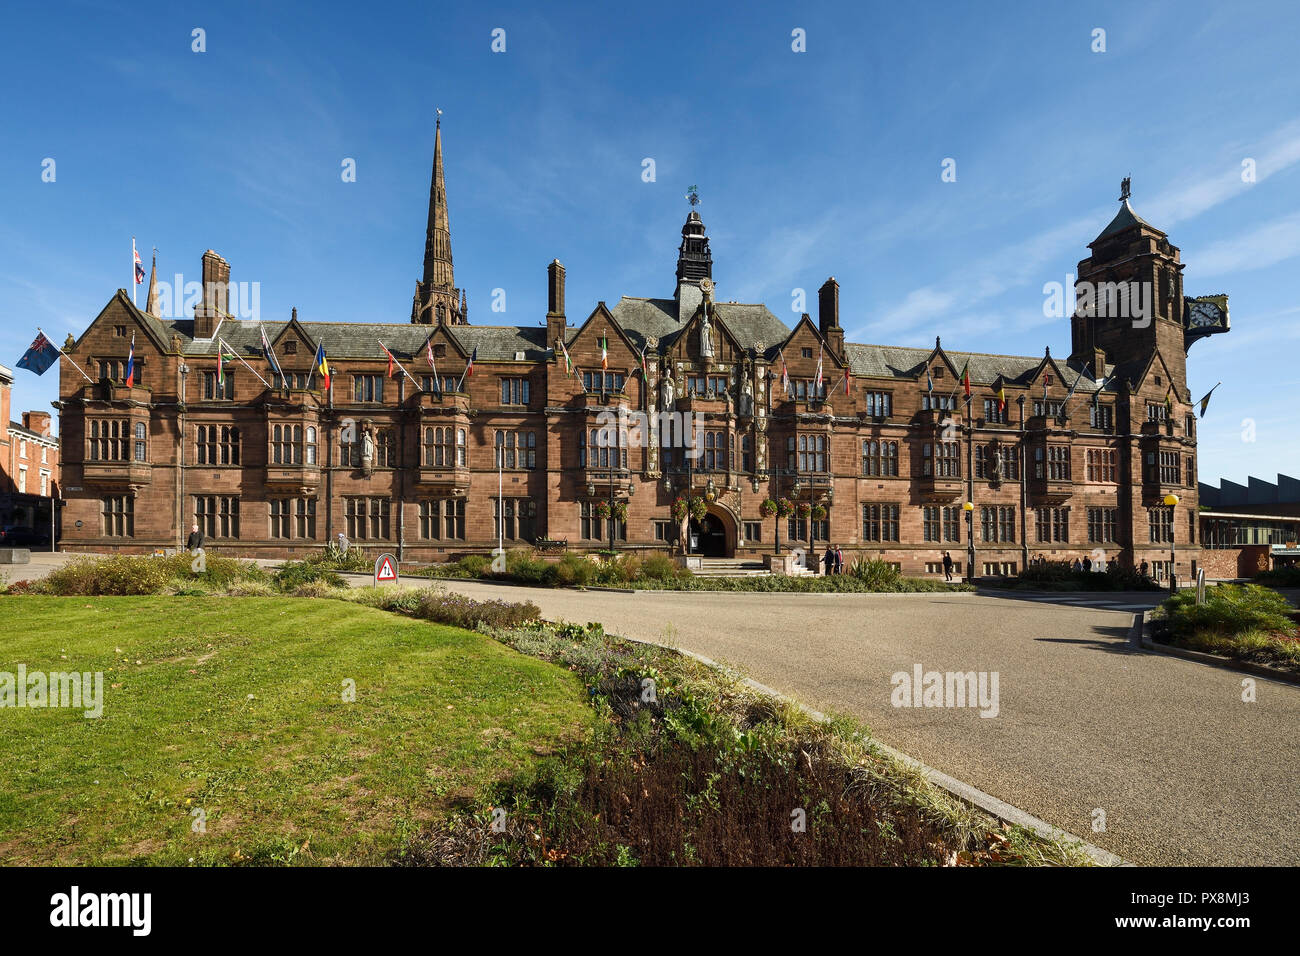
(0, 526, 51, 548)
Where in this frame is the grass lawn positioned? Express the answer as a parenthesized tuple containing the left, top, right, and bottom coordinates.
(0, 596, 596, 865)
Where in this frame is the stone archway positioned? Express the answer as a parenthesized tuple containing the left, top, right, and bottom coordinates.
(690, 502, 737, 557)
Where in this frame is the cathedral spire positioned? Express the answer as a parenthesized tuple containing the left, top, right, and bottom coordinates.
(422, 113, 454, 289)
(412, 110, 466, 324)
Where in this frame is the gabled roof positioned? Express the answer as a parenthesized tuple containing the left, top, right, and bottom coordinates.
(608, 296, 789, 356)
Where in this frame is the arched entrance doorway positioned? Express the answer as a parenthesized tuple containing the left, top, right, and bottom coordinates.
(689, 505, 736, 557)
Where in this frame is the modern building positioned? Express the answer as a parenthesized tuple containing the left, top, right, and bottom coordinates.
(0, 362, 61, 537)
(1199, 473, 1300, 577)
(54, 124, 1230, 577)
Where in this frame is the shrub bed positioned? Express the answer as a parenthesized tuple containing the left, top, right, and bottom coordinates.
(390, 621, 1088, 867)
(23, 554, 268, 596)
(1151, 583, 1300, 672)
(983, 560, 1163, 592)
(414, 551, 972, 593)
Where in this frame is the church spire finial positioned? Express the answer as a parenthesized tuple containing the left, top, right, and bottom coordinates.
(146, 248, 161, 318)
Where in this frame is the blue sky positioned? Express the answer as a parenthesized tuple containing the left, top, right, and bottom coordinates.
(2, 0, 1298, 485)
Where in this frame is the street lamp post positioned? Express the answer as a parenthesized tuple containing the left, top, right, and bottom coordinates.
(1163, 492, 1180, 593)
(963, 499, 976, 583)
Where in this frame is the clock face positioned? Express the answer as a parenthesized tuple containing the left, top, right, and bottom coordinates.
(1189, 302, 1221, 327)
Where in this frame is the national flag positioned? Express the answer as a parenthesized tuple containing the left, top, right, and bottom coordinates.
(960, 360, 971, 398)
(314, 342, 330, 390)
(780, 351, 790, 396)
(1196, 382, 1221, 418)
(843, 368, 851, 395)
(559, 337, 577, 377)
(1092, 374, 1113, 407)
(1064, 364, 1088, 402)
(382, 342, 397, 378)
(466, 346, 476, 377)
(425, 337, 441, 391)
(996, 383, 1006, 414)
(814, 343, 824, 393)
(133, 239, 145, 286)
(216, 338, 237, 383)
(124, 334, 135, 388)
(1043, 371, 1052, 399)
(639, 346, 649, 382)
(1165, 386, 1174, 410)
(15, 331, 60, 376)
(259, 325, 284, 380)
(926, 368, 934, 395)
(600, 334, 608, 370)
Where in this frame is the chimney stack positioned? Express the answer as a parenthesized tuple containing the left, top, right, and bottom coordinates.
(22, 411, 51, 437)
(546, 259, 567, 353)
(818, 276, 844, 361)
(194, 250, 230, 339)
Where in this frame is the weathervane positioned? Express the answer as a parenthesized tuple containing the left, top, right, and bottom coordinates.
(686, 184, 700, 207)
(1119, 176, 1131, 202)
(436, 107, 442, 129)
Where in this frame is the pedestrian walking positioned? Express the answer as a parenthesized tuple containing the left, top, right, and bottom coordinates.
(834, 546, 844, 574)
(822, 545, 835, 576)
(186, 523, 203, 551)
(942, 550, 954, 582)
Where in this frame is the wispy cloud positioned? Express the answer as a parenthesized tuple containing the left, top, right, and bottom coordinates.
(857, 119, 1300, 344)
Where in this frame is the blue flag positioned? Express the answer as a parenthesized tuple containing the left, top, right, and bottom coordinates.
(16, 331, 60, 376)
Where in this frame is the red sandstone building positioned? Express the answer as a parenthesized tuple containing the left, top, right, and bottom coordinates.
(55, 127, 1230, 577)
(0, 363, 61, 539)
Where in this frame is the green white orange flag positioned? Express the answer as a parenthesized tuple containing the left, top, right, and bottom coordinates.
(600, 333, 608, 370)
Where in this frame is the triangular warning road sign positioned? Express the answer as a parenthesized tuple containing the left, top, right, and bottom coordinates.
(376, 556, 397, 581)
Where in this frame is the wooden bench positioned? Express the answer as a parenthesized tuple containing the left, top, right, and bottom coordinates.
(534, 538, 568, 554)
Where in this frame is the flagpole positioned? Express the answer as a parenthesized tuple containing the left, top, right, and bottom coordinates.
(131, 237, 137, 306)
(220, 336, 273, 389)
(377, 339, 420, 387)
(39, 327, 94, 383)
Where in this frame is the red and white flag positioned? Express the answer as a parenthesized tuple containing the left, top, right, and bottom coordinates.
(814, 343, 824, 394)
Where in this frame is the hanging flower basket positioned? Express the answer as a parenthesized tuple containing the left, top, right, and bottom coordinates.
(671, 496, 688, 523)
(796, 502, 812, 519)
(690, 498, 708, 522)
(759, 498, 778, 518)
(776, 497, 794, 518)
(594, 500, 612, 520)
(612, 501, 628, 524)
(810, 504, 828, 521)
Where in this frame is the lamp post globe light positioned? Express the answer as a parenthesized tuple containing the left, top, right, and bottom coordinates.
(962, 500, 975, 582)
(1163, 492, 1180, 593)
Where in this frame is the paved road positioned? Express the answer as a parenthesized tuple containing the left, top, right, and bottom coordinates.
(425, 579, 1300, 866)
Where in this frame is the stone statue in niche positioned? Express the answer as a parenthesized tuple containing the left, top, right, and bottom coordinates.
(660, 369, 675, 412)
(699, 310, 713, 360)
(741, 377, 754, 417)
(360, 420, 375, 476)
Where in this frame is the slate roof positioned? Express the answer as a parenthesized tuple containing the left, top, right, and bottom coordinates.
(607, 296, 794, 358)
(843, 343, 1117, 392)
(1094, 199, 1162, 242)
(166, 317, 548, 362)
(124, 290, 1122, 392)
